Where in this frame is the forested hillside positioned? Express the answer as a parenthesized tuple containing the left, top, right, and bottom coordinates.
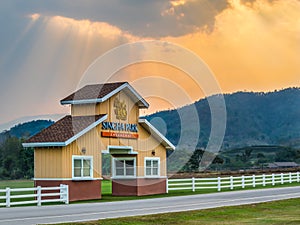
(146, 88, 300, 150)
(1, 88, 300, 179)
(0, 120, 54, 144)
(0, 120, 53, 179)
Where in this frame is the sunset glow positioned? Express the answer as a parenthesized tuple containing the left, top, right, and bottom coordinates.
(28, 13, 40, 21)
(0, 0, 299, 126)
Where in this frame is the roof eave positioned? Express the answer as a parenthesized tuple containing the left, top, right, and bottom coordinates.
(138, 118, 175, 150)
(60, 98, 104, 105)
(23, 114, 108, 148)
(22, 142, 66, 148)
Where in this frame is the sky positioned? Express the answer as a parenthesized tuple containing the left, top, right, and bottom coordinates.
(0, 0, 299, 129)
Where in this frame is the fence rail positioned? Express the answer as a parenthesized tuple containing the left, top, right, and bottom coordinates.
(0, 184, 69, 207)
(167, 172, 300, 193)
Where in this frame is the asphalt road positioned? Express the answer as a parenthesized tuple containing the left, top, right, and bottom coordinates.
(0, 186, 300, 225)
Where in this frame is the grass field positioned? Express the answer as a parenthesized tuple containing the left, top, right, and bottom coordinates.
(0, 180, 35, 206)
(1, 180, 300, 224)
(58, 198, 300, 225)
(1, 179, 300, 204)
(0, 180, 34, 189)
(98, 180, 300, 202)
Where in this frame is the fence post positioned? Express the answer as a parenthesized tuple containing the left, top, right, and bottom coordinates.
(289, 172, 292, 183)
(37, 186, 42, 206)
(192, 177, 195, 192)
(230, 176, 233, 190)
(252, 174, 256, 188)
(60, 184, 69, 204)
(272, 174, 275, 186)
(166, 179, 169, 194)
(60, 184, 63, 200)
(281, 173, 284, 184)
(217, 177, 221, 192)
(297, 172, 300, 183)
(242, 175, 245, 189)
(263, 174, 266, 186)
(64, 184, 69, 204)
(6, 187, 10, 208)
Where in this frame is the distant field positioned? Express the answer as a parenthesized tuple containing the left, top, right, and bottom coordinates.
(59, 198, 300, 225)
(0, 180, 33, 189)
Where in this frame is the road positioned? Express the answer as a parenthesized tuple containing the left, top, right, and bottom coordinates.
(0, 186, 300, 225)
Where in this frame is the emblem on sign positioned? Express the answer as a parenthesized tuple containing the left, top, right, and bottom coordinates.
(114, 97, 127, 120)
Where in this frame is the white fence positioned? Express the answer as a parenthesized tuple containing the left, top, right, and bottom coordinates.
(0, 184, 69, 207)
(167, 172, 300, 193)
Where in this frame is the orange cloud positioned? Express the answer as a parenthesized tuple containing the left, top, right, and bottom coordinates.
(2, 1, 299, 124)
(28, 13, 41, 21)
(164, 0, 300, 93)
(170, 0, 187, 7)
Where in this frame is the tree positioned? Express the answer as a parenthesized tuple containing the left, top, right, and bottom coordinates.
(257, 153, 265, 159)
(182, 149, 223, 172)
(256, 152, 267, 164)
(275, 148, 300, 162)
(236, 148, 253, 163)
(0, 137, 33, 180)
(182, 149, 205, 172)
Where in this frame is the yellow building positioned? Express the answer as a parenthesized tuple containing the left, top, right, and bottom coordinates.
(23, 82, 175, 201)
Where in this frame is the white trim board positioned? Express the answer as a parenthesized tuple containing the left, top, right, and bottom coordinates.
(111, 176, 167, 180)
(33, 178, 103, 181)
(104, 145, 138, 155)
(112, 157, 136, 178)
(72, 155, 94, 180)
(144, 157, 161, 177)
(138, 118, 176, 150)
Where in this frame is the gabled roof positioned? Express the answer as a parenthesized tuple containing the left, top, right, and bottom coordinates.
(22, 115, 175, 150)
(138, 118, 175, 150)
(60, 82, 149, 108)
(22, 114, 107, 147)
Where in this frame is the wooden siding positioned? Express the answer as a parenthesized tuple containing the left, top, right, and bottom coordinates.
(135, 125, 167, 177)
(70, 90, 139, 123)
(71, 104, 98, 116)
(61, 128, 103, 178)
(34, 147, 62, 178)
(34, 128, 103, 179)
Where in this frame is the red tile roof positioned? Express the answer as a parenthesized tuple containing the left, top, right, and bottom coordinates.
(60, 82, 127, 103)
(24, 114, 106, 144)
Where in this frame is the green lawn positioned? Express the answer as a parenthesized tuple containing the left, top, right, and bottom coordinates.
(57, 198, 300, 225)
(1, 179, 300, 204)
(0, 180, 35, 206)
(101, 180, 111, 195)
(2, 181, 299, 224)
(0, 180, 34, 189)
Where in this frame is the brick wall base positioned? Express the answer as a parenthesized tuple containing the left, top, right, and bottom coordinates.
(35, 179, 102, 202)
(112, 178, 166, 196)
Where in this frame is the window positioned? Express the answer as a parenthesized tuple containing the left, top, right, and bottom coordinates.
(72, 156, 93, 179)
(145, 157, 160, 177)
(113, 157, 136, 177)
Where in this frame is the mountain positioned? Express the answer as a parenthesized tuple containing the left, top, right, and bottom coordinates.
(0, 114, 64, 132)
(146, 88, 300, 150)
(2, 88, 299, 150)
(0, 120, 54, 144)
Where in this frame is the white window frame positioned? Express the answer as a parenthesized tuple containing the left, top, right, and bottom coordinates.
(72, 155, 93, 180)
(112, 157, 136, 178)
(144, 157, 160, 177)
